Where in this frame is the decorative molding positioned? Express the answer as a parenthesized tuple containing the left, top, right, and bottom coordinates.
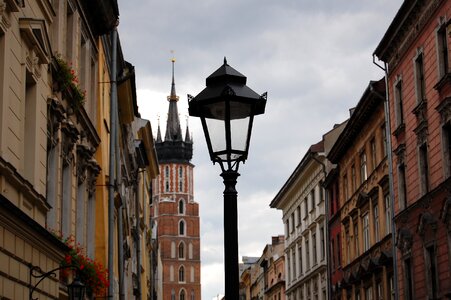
(0, 1, 11, 34)
(417, 211, 437, 237)
(384, 0, 444, 71)
(87, 158, 101, 197)
(61, 119, 78, 167)
(436, 97, 451, 124)
(394, 143, 406, 165)
(414, 120, 428, 145)
(19, 18, 52, 65)
(76, 144, 92, 185)
(4, 0, 22, 12)
(396, 228, 413, 255)
(47, 97, 65, 150)
(440, 190, 451, 232)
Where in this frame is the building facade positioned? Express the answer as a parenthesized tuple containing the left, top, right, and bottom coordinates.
(374, 0, 451, 298)
(151, 61, 201, 300)
(0, 0, 119, 298)
(327, 79, 394, 300)
(270, 140, 329, 300)
(0, 0, 161, 299)
(239, 236, 286, 300)
(323, 120, 348, 300)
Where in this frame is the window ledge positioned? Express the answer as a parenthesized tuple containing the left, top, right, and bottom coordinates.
(434, 72, 451, 91)
(393, 122, 405, 138)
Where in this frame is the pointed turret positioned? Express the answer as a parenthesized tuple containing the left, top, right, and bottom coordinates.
(156, 119, 162, 143)
(155, 58, 193, 163)
(185, 122, 191, 143)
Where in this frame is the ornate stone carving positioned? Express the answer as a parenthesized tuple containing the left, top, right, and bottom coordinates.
(76, 144, 92, 185)
(61, 119, 79, 167)
(396, 228, 413, 255)
(87, 158, 101, 197)
(436, 97, 451, 124)
(441, 192, 451, 232)
(47, 97, 65, 150)
(414, 120, 428, 146)
(0, 1, 11, 34)
(394, 143, 406, 165)
(417, 211, 437, 237)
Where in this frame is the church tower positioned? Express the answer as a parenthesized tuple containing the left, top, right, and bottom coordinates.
(151, 59, 201, 300)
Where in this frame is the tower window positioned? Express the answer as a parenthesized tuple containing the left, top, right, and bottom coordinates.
(179, 166, 184, 192)
(179, 220, 186, 236)
(179, 242, 185, 259)
(179, 266, 185, 282)
(165, 166, 170, 192)
(179, 199, 185, 214)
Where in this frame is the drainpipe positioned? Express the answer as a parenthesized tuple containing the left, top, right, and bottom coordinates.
(108, 26, 118, 299)
(373, 55, 399, 300)
(311, 153, 329, 299)
(117, 153, 124, 298)
(135, 171, 142, 299)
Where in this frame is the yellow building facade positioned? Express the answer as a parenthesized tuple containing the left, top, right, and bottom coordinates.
(0, 0, 159, 299)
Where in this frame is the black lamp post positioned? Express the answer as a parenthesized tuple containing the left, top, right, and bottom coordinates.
(29, 265, 86, 300)
(188, 58, 266, 298)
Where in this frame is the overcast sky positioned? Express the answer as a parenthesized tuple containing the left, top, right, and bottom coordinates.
(117, 1, 403, 298)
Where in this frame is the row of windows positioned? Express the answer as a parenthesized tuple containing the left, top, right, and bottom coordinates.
(286, 226, 326, 283)
(286, 279, 327, 300)
(393, 20, 451, 208)
(285, 182, 324, 237)
(171, 241, 195, 260)
(170, 288, 196, 300)
(345, 275, 394, 300)
(394, 21, 448, 130)
(169, 265, 196, 284)
(343, 193, 391, 264)
(165, 165, 187, 192)
(342, 130, 386, 202)
(403, 244, 440, 300)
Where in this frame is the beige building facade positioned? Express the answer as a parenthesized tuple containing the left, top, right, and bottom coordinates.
(0, 0, 160, 299)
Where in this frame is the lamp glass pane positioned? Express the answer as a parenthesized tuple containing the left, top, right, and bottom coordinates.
(230, 116, 250, 154)
(205, 117, 226, 154)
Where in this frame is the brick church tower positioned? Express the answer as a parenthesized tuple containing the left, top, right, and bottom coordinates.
(151, 59, 201, 300)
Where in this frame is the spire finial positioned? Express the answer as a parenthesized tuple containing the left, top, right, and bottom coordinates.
(224, 56, 227, 65)
(168, 51, 179, 102)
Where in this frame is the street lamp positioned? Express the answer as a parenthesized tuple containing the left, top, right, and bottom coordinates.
(29, 265, 86, 300)
(188, 58, 266, 298)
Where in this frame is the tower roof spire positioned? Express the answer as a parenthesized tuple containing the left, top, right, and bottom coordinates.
(168, 55, 178, 102)
(165, 57, 183, 141)
(155, 55, 193, 163)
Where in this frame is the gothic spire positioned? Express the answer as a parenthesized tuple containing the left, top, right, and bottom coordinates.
(156, 117, 162, 143)
(185, 116, 192, 143)
(164, 58, 183, 141)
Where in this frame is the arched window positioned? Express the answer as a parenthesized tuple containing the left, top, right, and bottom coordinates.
(178, 242, 185, 259)
(179, 199, 185, 214)
(165, 166, 170, 192)
(179, 266, 185, 282)
(179, 220, 185, 236)
(179, 166, 183, 192)
(180, 289, 186, 300)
